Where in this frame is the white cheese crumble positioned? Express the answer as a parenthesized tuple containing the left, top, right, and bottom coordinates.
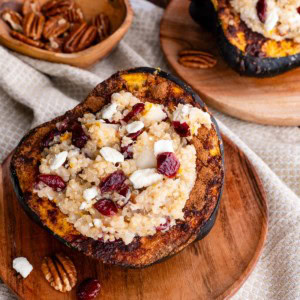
(101, 103, 117, 120)
(154, 140, 174, 156)
(172, 104, 212, 133)
(12, 257, 33, 278)
(83, 186, 99, 202)
(265, 7, 279, 32)
(129, 168, 163, 189)
(142, 103, 167, 123)
(80, 202, 87, 210)
(126, 121, 144, 134)
(93, 218, 102, 228)
(100, 147, 124, 164)
(50, 151, 68, 170)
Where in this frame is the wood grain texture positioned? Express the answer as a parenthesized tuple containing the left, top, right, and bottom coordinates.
(160, 0, 300, 126)
(0, 136, 268, 300)
(0, 0, 133, 68)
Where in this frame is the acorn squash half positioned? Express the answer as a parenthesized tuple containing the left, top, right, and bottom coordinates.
(10, 67, 224, 268)
(190, 0, 300, 77)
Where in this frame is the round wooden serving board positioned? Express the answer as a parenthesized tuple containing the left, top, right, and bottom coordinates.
(160, 0, 300, 126)
(0, 136, 267, 300)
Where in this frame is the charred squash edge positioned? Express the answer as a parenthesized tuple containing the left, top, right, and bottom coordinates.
(189, 0, 300, 77)
(10, 67, 225, 268)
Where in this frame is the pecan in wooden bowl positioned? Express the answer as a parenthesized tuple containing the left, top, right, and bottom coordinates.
(0, 0, 133, 68)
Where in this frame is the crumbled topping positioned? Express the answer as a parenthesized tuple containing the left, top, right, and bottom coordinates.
(100, 147, 124, 164)
(100, 103, 117, 120)
(34, 90, 213, 245)
(154, 140, 174, 156)
(129, 168, 163, 189)
(126, 121, 144, 134)
(12, 257, 33, 278)
(50, 151, 68, 170)
(83, 186, 99, 202)
(173, 104, 211, 134)
(231, 0, 300, 43)
(141, 103, 167, 125)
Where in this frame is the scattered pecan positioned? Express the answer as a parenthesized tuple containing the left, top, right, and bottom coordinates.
(23, 12, 45, 40)
(41, 253, 77, 293)
(22, 0, 41, 15)
(64, 6, 84, 23)
(92, 13, 111, 41)
(42, 0, 75, 17)
(43, 15, 70, 39)
(10, 30, 44, 48)
(45, 37, 65, 52)
(1, 9, 23, 32)
(178, 49, 217, 69)
(63, 22, 97, 53)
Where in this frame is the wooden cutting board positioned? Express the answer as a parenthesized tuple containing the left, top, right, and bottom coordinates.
(0, 136, 268, 300)
(160, 0, 300, 126)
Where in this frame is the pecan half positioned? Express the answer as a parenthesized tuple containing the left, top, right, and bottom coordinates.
(22, 0, 41, 15)
(63, 22, 97, 53)
(1, 9, 23, 32)
(23, 12, 45, 40)
(41, 253, 77, 293)
(92, 13, 110, 41)
(178, 49, 217, 69)
(45, 36, 65, 52)
(43, 15, 70, 39)
(42, 0, 75, 17)
(64, 7, 84, 23)
(10, 30, 44, 48)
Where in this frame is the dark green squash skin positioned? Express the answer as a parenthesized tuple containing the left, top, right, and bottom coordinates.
(10, 67, 224, 268)
(190, 0, 300, 77)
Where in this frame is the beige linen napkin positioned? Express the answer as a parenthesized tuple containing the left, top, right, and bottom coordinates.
(0, 1, 299, 299)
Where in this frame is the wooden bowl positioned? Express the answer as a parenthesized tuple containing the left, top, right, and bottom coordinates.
(0, 0, 133, 68)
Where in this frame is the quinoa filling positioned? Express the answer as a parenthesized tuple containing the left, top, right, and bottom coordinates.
(34, 91, 212, 245)
(230, 0, 300, 43)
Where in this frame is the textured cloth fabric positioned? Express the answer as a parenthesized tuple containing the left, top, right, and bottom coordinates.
(0, 1, 299, 299)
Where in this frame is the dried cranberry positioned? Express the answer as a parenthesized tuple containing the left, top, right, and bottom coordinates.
(123, 103, 145, 123)
(99, 170, 127, 193)
(256, 0, 267, 23)
(71, 122, 88, 149)
(127, 129, 143, 140)
(156, 217, 171, 231)
(298, 7, 300, 14)
(121, 144, 133, 159)
(41, 129, 60, 148)
(77, 278, 101, 300)
(172, 121, 190, 137)
(157, 152, 180, 178)
(118, 184, 129, 197)
(93, 199, 118, 216)
(103, 119, 118, 124)
(38, 174, 66, 191)
(56, 117, 70, 132)
(162, 109, 169, 121)
(116, 185, 131, 208)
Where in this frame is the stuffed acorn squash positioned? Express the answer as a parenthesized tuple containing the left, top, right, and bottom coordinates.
(190, 0, 300, 77)
(10, 68, 224, 268)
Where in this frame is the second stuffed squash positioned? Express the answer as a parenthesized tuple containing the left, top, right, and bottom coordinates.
(190, 0, 300, 77)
